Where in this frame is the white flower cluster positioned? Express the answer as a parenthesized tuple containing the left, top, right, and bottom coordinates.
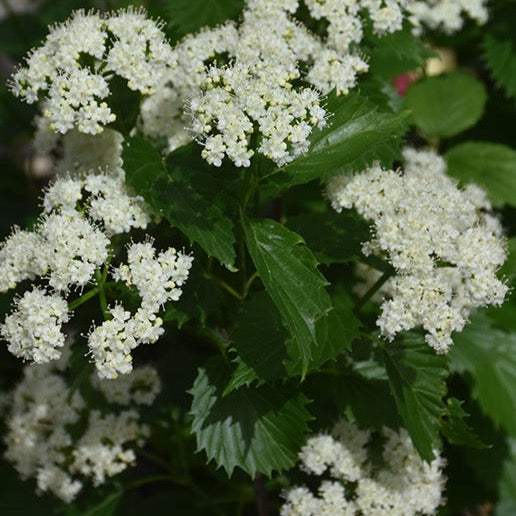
(10, 8, 173, 135)
(88, 241, 193, 379)
(327, 148, 508, 353)
(0, 173, 192, 375)
(143, 0, 394, 166)
(4, 359, 159, 502)
(1, 288, 69, 364)
(92, 364, 161, 405)
(56, 128, 124, 176)
(281, 419, 446, 516)
(406, 0, 488, 34)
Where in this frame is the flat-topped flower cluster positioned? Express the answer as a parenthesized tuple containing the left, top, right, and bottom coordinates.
(10, 7, 173, 134)
(4, 350, 160, 502)
(0, 171, 193, 378)
(281, 418, 446, 515)
(13, 2, 488, 170)
(328, 148, 508, 353)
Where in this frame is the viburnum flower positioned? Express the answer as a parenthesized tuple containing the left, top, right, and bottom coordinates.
(0, 173, 193, 376)
(281, 419, 446, 516)
(9, 8, 173, 135)
(3, 357, 160, 501)
(327, 148, 508, 353)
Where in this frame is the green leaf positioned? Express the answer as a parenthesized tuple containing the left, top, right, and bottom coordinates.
(244, 219, 358, 375)
(369, 26, 435, 79)
(123, 137, 237, 268)
(226, 291, 289, 392)
(405, 72, 487, 138)
(501, 237, 516, 281)
(445, 142, 516, 208)
(440, 398, 488, 449)
(168, 0, 244, 38)
(497, 439, 516, 516)
(65, 488, 123, 516)
(333, 373, 402, 430)
(226, 287, 360, 392)
(122, 136, 167, 192)
(267, 92, 409, 190)
(189, 357, 312, 477)
(450, 314, 516, 436)
(164, 257, 224, 327)
(286, 210, 369, 265)
(483, 34, 516, 101)
(382, 334, 448, 461)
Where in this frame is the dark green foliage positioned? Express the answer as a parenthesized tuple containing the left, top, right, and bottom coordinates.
(189, 357, 312, 477)
(267, 92, 410, 190)
(382, 334, 448, 461)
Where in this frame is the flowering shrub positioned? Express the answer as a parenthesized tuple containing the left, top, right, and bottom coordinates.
(0, 0, 515, 514)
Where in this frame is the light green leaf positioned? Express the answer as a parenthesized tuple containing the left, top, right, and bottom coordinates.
(123, 137, 237, 268)
(445, 142, 516, 208)
(382, 334, 448, 462)
(268, 92, 409, 190)
(189, 357, 312, 477)
(405, 72, 487, 138)
(244, 219, 357, 375)
(450, 314, 516, 436)
(483, 34, 516, 101)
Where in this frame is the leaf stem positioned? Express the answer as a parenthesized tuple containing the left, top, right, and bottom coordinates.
(353, 269, 392, 314)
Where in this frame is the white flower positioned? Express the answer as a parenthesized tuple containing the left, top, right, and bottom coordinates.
(57, 128, 124, 176)
(70, 409, 147, 486)
(93, 365, 161, 405)
(327, 148, 508, 353)
(282, 420, 446, 516)
(113, 241, 193, 313)
(0, 172, 191, 373)
(10, 8, 173, 135)
(3, 363, 84, 501)
(37, 211, 110, 291)
(1, 288, 69, 363)
(0, 227, 46, 292)
(4, 358, 159, 501)
(84, 174, 151, 235)
(406, 0, 488, 34)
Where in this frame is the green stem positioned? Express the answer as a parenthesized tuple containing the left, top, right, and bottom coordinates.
(125, 475, 176, 491)
(68, 287, 100, 311)
(359, 330, 386, 350)
(137, 448, 171, 471)
(353, 270, 392, 314)
(203, 271, 243, 300)
(242, 271, 259, 298)
(96, 269, 110, 319)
